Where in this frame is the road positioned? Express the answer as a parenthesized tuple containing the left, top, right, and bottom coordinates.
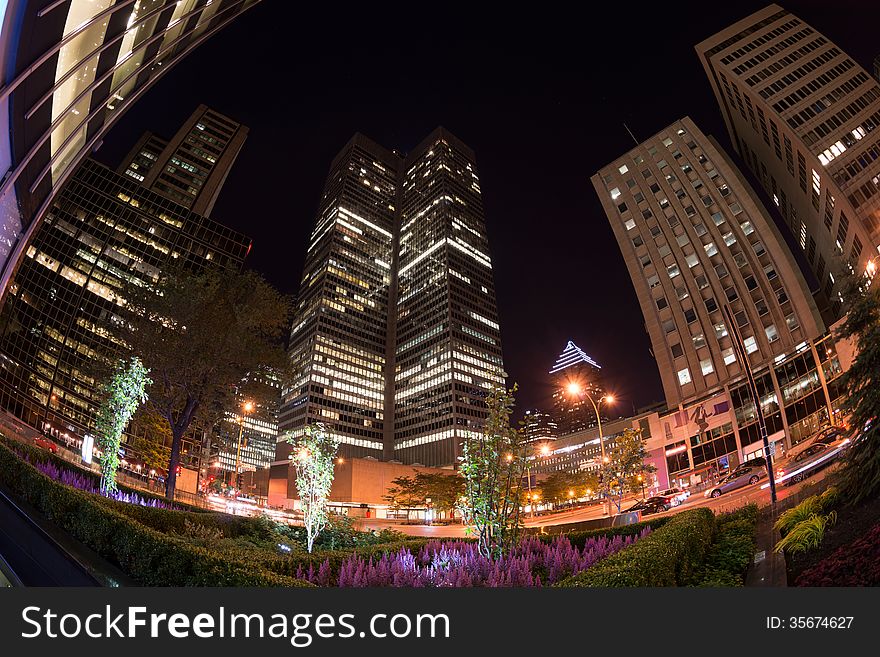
(357, 466, 834, 538)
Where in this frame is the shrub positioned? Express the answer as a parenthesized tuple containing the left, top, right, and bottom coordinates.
(795, 521, 880, 586)
(774, 511, 837, 555)
(536, 517, 668, 549)
(555, 508, 715, 587)
(0, 439, 311, 586)
(692, 504, 758, 587)
(774, 496, 823, 536)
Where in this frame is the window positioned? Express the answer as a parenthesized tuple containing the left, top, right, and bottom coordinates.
(764, 264, 777, 280)
(715, 263, 729, 278)
(722, 348, 736, 365)
(650, 183, 660, 194)
(734, 252, 748, 268)
(660, 198, 670, 208)
(686, 253, 699, 268)
(676, 233, 690, 247)
(676, 286, 689, 300)
(650, 224, 661, 237)
(618, 202, 628, 213)
(694, 223, 708, 236)
(776, 288, 788, 304)
(663, 319, 677, 333)
(756, 299, 769, 316)
(696, 274, 709, 289)
(725, 286, 738, 302)
(740, 220, 755, 235)
(634, 192, 645, 203)
(745, 275, 758, 290)
(671, 343, 684, 358)
(677, 368, 693, 385)
(735, 310, 749, 327)
(723, 231, 737, 246)
(730, 202, 743, 215)
(626, 178, 637, 188)
(625, 218, 636, 230)
(715, 322, 728, 339)
(701, 358, 715, 375)
(659, 244, 672, 257)
(705, 242, 718, 257)
(765, 324, 779, 343)
(640, 254, 652, 268)
(785, 313, 800, 331)
(705, 297, 718, 313)
(656, 296, 669, 310)
(744, 336, 758, 354)
(684, 308, 697, 323)
(693, 333, 707, 348)
(642, 209, 653, 220)
(648, 274, 660, 288)
(667, 264, 681, 278)
(711, 211, 725, 226)
(610, 188, 621, 200)
(619, 164, 629, 174)
(753, 240, 767, 257)
(632, 235, 644, 248)
(701, 195, 714, 207)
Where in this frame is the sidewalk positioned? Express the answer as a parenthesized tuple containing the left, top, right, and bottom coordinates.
(745, 503, 787, 586)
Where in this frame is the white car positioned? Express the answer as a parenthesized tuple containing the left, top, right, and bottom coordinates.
(656, 487, 690, 506)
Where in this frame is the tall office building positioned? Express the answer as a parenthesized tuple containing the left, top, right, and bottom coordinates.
(0, 110, 251, 468)
(278, 128, 504, 467)
(548, 340, 605, 434)
(0, 0, 263, 300)
(278, 134, 398, 462)
(593, 117, 825, 407)
(522, 408, 558, 444)
(697, 4, 880, 321)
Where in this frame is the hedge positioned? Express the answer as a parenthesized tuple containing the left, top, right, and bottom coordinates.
(555, 508, 716, 587)
(0, 439, 311, 587)
(691, 504, 758, 587)
(536, 517, 670, 549)
(0, 433, 206, 513)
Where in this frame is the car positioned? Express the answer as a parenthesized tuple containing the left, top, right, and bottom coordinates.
(33, 435, 58, 454)
(626, 497, 671, 515)
(656, 487, 690, 505)
(704, 465, 765, 499)
(775, 434, 851, 485)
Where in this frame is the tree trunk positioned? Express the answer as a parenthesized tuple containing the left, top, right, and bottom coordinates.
(165, 426, 184, 500)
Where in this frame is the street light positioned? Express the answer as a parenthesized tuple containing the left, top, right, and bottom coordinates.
(233, 400, 254, 492)
(565, 381, 616, 517)
(637, 473, 646, 500)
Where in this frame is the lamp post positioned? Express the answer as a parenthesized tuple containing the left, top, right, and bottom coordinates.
(638, 473, 646, 500)
(233, 400, 254, 493)
(566, 382, 615, 517)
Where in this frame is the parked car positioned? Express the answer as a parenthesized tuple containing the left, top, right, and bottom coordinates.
(627, 497, 671, 515)
(656, 487, 690, 506)
(33, 435, 58, 454)
(703, 465, 765, 499)
(775, 434, 851, 485)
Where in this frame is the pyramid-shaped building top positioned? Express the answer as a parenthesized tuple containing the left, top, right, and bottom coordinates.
(549, 340, 601, 375)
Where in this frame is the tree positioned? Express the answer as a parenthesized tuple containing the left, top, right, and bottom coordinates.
(598, 428, 656, 514)
(95, 357, 151, 494)
(458, 381, 529, 558)
(285, 422, 340, 553)
(419, 472, 465, 519)
(835, 272, 880, 504)
(112, 263, 290, 500)
(382, 475, 424, 519)
(538, 471, 583, 506)
(127, 406, 172, 472)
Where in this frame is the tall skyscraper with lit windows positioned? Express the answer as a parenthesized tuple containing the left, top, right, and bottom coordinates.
(277, 128, 504, 467)
(697, 4, 880, 321)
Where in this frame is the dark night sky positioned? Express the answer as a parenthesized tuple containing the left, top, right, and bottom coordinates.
(93, 0, 877, 418)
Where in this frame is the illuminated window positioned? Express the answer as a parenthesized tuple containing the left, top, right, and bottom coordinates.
(677, 368, 692, 385)
(765, 324, 779, 343)
(722, 348, 736, 365)
(744, 336, 758, 354)
(700, 359, 714, 375)
(693, 333, 706, 349)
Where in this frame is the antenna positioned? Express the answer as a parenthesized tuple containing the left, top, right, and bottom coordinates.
(623, 122, 639, 146)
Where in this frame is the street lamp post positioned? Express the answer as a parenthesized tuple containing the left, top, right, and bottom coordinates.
(233, 400, 254, 493)
(566, 382, 615, 517)
(638, 473, 646, 500)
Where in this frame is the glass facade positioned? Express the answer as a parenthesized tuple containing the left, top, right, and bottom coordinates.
(0, 158, 251, 467)
(548, 340, 605, 435)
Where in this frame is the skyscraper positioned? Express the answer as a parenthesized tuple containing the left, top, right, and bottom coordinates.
(522, 408, 558, 444)
(0, 108, 251, 469)
(548, 340, 606, 435)
(0, 0, 263, 300)
(278, 128, 504, 468)
(593, 116, 825, 407)
(697, 4, 880, 321)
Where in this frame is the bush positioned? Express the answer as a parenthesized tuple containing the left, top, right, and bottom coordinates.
(538, 517, 669, 549)
(0, 439, 311, 586)
(774, 496, 823, 536)
(554, 508, 715, 587)
(691, 504, 758, 587)
(795, 521, 880, 586)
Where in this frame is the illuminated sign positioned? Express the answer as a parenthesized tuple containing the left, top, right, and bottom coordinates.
(81, 434, 94, 464)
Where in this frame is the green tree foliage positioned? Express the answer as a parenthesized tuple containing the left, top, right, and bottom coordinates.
(127, 405, 172, 472)
(285, 423, 340, 553)
(598, 428, 656, 514)
(95, 357, 151, 494)
(538, 471, 584, 506)
(113, 264, 290, 500)
(835, 273, 880, 504)
(383, 472, 465, 519)
(458, 381, 529, 558)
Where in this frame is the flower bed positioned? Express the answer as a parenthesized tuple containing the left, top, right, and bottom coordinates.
(293, 530, 649, 587)
(795, 520, 880, 586)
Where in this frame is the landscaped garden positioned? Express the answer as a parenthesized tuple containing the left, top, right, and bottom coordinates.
(0, 433, 760, 587)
